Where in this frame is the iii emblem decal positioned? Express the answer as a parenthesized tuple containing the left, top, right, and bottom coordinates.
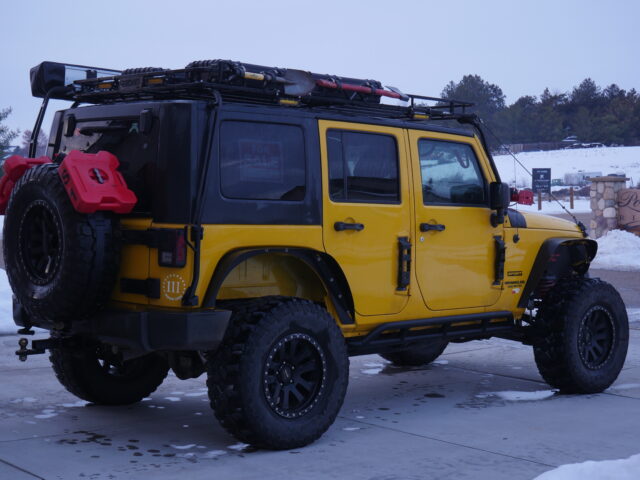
(162, 274, 187, 301)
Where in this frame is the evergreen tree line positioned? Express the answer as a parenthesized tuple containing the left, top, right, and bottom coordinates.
(441, 75, 640, 147)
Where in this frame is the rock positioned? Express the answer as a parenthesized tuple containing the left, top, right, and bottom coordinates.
(603, 207, 617, 218)
(604, 187, 615, 200)
(597, 182, 605, 194)
(598, 198, 605, 210)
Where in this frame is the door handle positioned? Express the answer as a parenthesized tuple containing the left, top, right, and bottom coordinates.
(420, 223, 446, 232)
(334, 221, 365, 232)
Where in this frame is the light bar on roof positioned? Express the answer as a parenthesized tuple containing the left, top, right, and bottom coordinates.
(30, 61, 121, 100)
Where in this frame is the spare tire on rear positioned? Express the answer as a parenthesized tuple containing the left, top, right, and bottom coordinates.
(3, 163, 120, 325)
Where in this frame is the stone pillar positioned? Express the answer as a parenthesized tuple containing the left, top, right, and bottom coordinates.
(589, 176, 629, 238)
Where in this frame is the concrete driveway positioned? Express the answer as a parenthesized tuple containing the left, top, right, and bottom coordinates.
(1, 309, 640, 480)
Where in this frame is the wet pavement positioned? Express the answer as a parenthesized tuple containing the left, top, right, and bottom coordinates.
(1, 310, 640, 480)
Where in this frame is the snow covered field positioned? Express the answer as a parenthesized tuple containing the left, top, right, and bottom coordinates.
(494, 146, 640, 189)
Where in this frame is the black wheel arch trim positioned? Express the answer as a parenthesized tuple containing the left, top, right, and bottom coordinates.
(517, 237, 598, 308)
(202, 248, 356, 324)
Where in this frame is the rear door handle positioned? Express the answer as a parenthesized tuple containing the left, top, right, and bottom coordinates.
(334, 221, 365, 232)
(420, 223, 446, 232)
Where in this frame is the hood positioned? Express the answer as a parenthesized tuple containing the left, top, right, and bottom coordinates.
(507, 209, 584, 234)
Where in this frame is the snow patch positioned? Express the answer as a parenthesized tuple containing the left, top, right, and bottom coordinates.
(432, 359, 449, 365)
(170, 444, 196, 450)
(34, 408, 59, 419)
(228, 443, 250, 451)
(10, 397, 37, 404)
(535, 453, 640, 480)
(361, 368, 383, 375)
(184, 391, 208, 397)
(0, 268, 15, 334)
(489, 390, 556, 401)
(164, 397, 181, 402)
(59, 400, 89, 408)
(590, 230, 640, 272)
(202, 450, 227, 459)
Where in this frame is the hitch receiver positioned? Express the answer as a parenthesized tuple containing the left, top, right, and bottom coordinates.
(15, 337, 59, 362)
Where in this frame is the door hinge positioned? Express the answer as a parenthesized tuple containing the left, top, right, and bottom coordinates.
(493, 235, 506, 286)
(397, 236, 412, 291)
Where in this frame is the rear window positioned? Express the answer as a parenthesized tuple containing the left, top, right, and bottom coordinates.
(219, 121, 306, 201)
(58, 118, 157, 214)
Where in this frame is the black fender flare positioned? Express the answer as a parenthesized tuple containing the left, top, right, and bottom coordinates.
(202, 247, 355, 324)
(517, 237, 598, 308)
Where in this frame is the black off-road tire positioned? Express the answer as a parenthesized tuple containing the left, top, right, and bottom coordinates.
(50, 341, 169, 405)
(3, 163, 120, 323)
(380, 340, 448, 366)
(207, 297, 349, 450)
(533, 277, 628, 394)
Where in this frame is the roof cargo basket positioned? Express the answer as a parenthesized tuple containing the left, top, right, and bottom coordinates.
(29, 59, 475, 122)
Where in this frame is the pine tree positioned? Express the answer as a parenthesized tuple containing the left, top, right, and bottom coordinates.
(0, 107, 18, 159)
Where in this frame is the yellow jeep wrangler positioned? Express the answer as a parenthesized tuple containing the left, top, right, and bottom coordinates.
(4, 60, 628, 449)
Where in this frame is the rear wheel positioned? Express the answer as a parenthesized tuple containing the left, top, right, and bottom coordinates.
(380, 340, 448, 366)
(533, 277, 628, 393)
(50, 340, 169, 405)
(207, 297, 349, 450)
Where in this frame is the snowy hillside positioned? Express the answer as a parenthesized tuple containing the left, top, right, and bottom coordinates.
(494, 146, 640, 188)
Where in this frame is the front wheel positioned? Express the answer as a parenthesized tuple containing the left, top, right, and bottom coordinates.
(207, 297, 349, 450)
(533, 277, 628, 393)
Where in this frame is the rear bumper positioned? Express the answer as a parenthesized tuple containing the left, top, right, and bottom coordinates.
(85, 308, 232, 352)
(13, 298, 231, 352)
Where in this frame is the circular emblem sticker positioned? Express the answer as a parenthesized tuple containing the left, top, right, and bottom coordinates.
(162, 273, 187, 301)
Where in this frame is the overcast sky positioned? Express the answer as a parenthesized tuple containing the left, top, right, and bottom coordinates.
(2, 0, 638, 137)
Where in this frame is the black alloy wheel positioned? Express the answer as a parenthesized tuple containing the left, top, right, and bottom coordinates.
(264, 332, 327, 419)
(207, 297, 349, 450)
(19, 200, 63, 284)
(533, 277, 628, 393)
(578, 306, 615, 369)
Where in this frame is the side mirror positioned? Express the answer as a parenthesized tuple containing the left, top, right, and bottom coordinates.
(489, 182, 510, 226)
(489, 182, 510, 210)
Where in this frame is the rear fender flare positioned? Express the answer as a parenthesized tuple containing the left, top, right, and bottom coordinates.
(202, 248, 355, 325)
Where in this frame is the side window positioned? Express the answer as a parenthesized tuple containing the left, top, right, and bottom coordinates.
(327, 129, 399, 203)
(220, 121, 306, 201)
(419, 139, 486, 205)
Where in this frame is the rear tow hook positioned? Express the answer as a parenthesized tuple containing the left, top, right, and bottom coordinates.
(15, 337, 58, 362)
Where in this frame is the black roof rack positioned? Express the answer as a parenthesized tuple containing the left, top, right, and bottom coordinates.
(30, 60, 474, 123)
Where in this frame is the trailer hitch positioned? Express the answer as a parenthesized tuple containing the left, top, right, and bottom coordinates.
(15, 337, 60, 362)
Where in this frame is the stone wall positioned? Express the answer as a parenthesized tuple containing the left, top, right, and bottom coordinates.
(589, 176, 628, 238)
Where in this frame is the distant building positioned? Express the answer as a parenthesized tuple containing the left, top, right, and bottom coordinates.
(563, 171, 603, 186)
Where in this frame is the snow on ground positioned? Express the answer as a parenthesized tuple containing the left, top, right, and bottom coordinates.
(590, 229, 640, 272)
(494, 146, 640, 188)
(510, 199, 591, 214)
(534, 453, 640, 480)
(0, 269, 13, 334)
